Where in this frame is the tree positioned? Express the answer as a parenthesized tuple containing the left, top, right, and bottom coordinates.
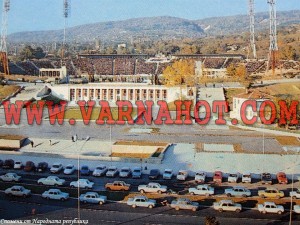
(20, 45, 34, 60)
(162, 59, 195, 86)
(34, 47, 46, 59)
(226, 63, 236, 77)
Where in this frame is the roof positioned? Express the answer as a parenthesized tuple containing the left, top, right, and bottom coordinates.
(219, 199, 234, 204)
(264, 201, 276, 205)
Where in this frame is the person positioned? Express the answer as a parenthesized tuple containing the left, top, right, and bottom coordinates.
(49, 140, 52, 146)
(31, 141, 34, 148)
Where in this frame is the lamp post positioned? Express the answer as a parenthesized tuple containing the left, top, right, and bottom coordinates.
(74, 134, 89, 222)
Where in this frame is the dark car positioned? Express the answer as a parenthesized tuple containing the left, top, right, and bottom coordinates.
(261, 172, 273, 185)
(0, 160, 3, 168)
(3, 159, 14, 169)
(36, 162, 48, 172)
(149, 169, 160, 180)
(24, 161, 35, 172)
(80, 165, 90, 176)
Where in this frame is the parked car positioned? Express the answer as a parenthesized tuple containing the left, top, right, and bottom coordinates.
(3, 159, 14, 169)
(258, 188, 284, 199)
(294, 205, 300, 214)
(42, 189, 69, 201)
(127, 195, 156, 208)
(106, 166, 118, 177)
(163, 169, 173, 180)
(195, 171, 206, 183)
(188, 184, 214, 196)
(213, 171, 223, 183)
(64, 164, 76, 175)
(80, 165, 90, 176)
(79, 192, 107, 205)
(105, 181, 131, 191)
(38, 176, 65, 186)
(0, 159, 3, 167)
(258, 202, 284, 214)
(138, 182, 167, 194)
(213, 200, 242, 213)
(261, 173, 273, 184)
(228, 173, 239, 183)
(119, 167, 132, 178)
(50, 163, 63, 174)
(170, 198, 199, 211)
(290, 188, 300, 199)
(177, 170, 189, 181)
(5, 185, 31, 197)
(24, 161, 35, 172)
(132, 167, 142, 179)
(14, 161, 23, 170)
(0, 173, 21, 182)
(242, 172, 252, 183)
(277, 172, 288, 184)
(36, 162, 48, 172)
(149, 169, 160, 180)
(70, 179, 94, 189)
(92, 165, 107, 177)
(225, 186, 251, 197)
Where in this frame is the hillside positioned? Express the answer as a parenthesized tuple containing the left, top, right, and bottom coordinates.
(8, 10, 300, 43)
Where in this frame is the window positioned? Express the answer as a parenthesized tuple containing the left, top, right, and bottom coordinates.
(96, 89, 100, 100)
(83, 89, 88, 97)
(70, 89, 75, 101)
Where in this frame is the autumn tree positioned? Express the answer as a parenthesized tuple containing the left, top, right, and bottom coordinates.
(162, 59, 195, 86)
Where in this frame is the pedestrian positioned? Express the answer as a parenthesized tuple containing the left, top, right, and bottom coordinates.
(31, 141, 34, 148)
(49, 140, 52, 146)
(72, 136, 74, 142)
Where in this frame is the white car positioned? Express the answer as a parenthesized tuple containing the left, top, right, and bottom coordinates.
(258, 202, 284, 214)
(0, 173, 21, 182)
(79, 192, 107, 205)
(50, 163, 63, 174)
(5, 185, 31, 197)
(14, 161, 23, 170)
(188, 184, 214, 196)
(119, 167, 131, 178)
(290, 189, 300, 199)
(195, 171, 206, 183)
(213, 200, 242, 213)
(127, 196, 156, 208)
(294, 205, 300, 214)
(38, 176, 65, 186)
(138, 182, 167, 194)
(64, 164, 76, 175)
(163, 169, 173, 180)
(92, 165, 108, 177)
(42, 189, 69, 201)
(242, 172, 252, 183)
(225, 186, 251, 197)
(177, 170, 188, 181)
(106, 166, 118, 177)
(70, 179, 94, 189)
(228, 173, 239, 183)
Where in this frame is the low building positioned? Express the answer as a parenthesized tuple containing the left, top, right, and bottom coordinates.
(39, 83, 196, 106)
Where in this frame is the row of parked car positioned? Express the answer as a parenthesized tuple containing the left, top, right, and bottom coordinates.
(0, 159, 289, 184)
(3, 184, 300, 215)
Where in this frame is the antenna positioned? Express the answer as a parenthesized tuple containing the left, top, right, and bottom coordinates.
(267, 0, 278, 76)
(0, 0, 10, 75)
(249, 0, 257, 59)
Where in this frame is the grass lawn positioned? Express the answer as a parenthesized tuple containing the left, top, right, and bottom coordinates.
(0, 85, 20, 101)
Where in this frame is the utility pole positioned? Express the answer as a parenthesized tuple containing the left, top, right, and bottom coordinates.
(0, 0, 10, 76)
(249, 0, 257, 59)
(62, 0, 70, 66)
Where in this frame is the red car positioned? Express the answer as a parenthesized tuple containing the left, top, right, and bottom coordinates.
(213, 171, 223, 183)
(277, 172, 288, 184)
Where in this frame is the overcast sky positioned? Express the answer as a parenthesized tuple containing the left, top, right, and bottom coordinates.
(3, 0, 300, 34)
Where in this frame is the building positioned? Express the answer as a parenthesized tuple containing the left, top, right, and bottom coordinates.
(39, 83, 196, 106)
(39, 66, 67, 80)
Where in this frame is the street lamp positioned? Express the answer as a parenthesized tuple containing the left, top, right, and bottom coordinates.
(73, 134, 90, 221)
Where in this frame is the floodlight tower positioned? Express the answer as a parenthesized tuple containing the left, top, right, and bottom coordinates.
(248, 0, 257, 59)
(267, 0, 278, 76)
(0, 0, 10, 75)
(62, 0, 70, 66)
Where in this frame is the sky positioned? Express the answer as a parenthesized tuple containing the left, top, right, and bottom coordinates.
(2, 0, 300, 34)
